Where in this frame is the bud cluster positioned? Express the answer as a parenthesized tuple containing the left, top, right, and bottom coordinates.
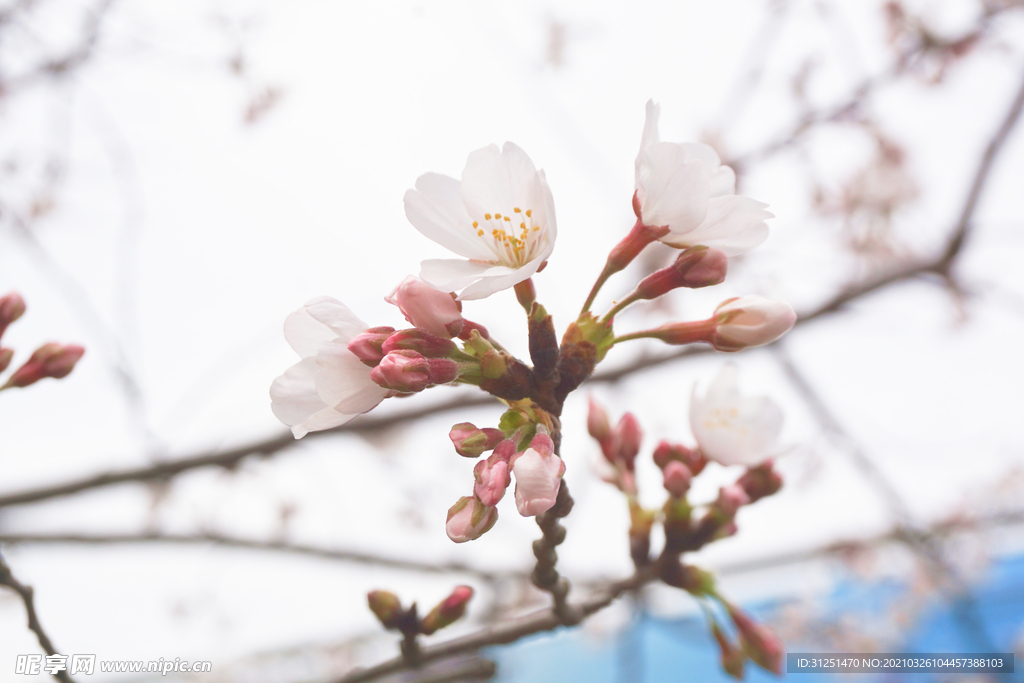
(0, 292, 85, 393)
(366, 585, 474, 642)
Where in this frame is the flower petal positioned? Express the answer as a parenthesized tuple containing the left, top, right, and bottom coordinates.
(404, 173, 494, 260)
(315, 340, 390, 414)
(270, 358, 356, 437)
(283, 307, 336, 358)
(637, 142, 710, 233)
(461, 142, 546, 222)
(634, 99, 662, 184)
(661, 195, 771, 256)
(689, 365, 783, 466)
(419, 259, 505, 292)
(457, 262, 539, 301)
(303, 296, 368, 343)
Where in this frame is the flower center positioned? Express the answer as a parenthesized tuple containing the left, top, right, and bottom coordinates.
(471, 207, 543, 268)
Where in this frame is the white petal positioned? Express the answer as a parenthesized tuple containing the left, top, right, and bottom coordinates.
(270, 358, 356, 437)
(419, 259, 506, 292)
(283, 307, 336, 358)
(661, 195, 771, 256)
(461, 142, 545, 221)
(404, 174, 494, 260)
(535, 167, 558, 245)
(314, 340, 389, 414)
(680, 142, 721, 168)
(634, 99, 662, 184)
(637, 142, 711, 232)
(709, 165, 737, 197)
(457, 261, 541, 301)
(303, 296, 368, 343)
(689, 365, 783, 466)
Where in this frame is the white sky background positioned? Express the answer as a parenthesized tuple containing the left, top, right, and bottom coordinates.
(1, 0, 1024, 679)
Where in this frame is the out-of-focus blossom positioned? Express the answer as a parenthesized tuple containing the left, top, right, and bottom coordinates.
(366, 591, 404, 629)
(510, 432, 565, 516)
(404, 142, 557, 300)
(689, 365, 783, 467)
(445, 496, 498, 543)
(0, 292, 26, 342)
(1, 343, 85, 389)
(728, 605, 784, 675)
(270, 297, 389, 439)
(662, 461, 693, 497)
(635, 100, 772, 256)
(712, 296, 796, 351)
(385, 275, 464, 338)
(420, 586, 474, 635)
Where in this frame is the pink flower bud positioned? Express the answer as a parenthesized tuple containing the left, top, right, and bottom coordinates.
(635, 247, 728, 299)
(727, 605, 784, 675)
(0, 292, 26, 342)
(473, 454, 511, 506)
(736, 460, 783, 503)
(2, 343, 85, 389)
(445, 496, 498, 543)
(381, 328, 459, 358)
(449, 423, 504, 458)
(370, 350, 431, 392)
(347, 326, 395, 367)
(420, 585, 474, 635)
(662, 461, 693, 497)
(510, 441, 565, 517)
(385, 275, 463, 339)
(367, 590, 404, 629)
(586, 396, 612, 442)
(716, 484, 751, 517)
(606, 218, 671, 273)
(0, 348, 12, 373)
(712, 296, 797, 351)
(612, 413, 642, 469)
(711, 622, 747, 679)
(652, 441, 707, 475)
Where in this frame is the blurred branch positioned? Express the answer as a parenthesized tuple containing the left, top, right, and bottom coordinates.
(0, 531, 516, 581)
(0, 550, 75, 683)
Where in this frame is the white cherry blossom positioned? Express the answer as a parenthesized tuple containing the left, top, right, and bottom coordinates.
(404, 142, 557, 300)
(270, 296, 389, 438)
(636, 100, 772, 256)
(689, 364, 783, 466)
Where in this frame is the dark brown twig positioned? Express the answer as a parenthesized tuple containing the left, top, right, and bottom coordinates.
(0, 550, 75, 683)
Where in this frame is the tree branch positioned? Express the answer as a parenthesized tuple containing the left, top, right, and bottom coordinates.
(0, 532, 516, 581)
(0, 550, 75, 683)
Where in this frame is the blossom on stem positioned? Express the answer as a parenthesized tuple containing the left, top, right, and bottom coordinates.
(270, 297, 390, 439)
(367, 591, 404, 629)
(662, 461, 693, 497)
(635, 100, 772, 256)
(369, 350, 458, 393)
(385, 275, 464, 338)
(0, 292, 26, 342)
(445, 496, 498, 543)
(449, 422, 504, 458)
(510, 432, 565, 517)
(347, 327, 395, 366)
(727, 604, 785, 675)
(2, 343, 85, 389)
(633, 246, 728, 299)
(611, 413, 642, 470)
(404, 142, 557, 300)
(420, 586, 474, 635)
(473, 453, 512, 506)
(689, 365, 783, 467)
(712, 296, 797, 351)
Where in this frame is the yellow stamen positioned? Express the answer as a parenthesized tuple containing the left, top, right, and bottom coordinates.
(484, 213, 492, 220)
(495, 213, 502, 219)
(514, 207, 521, 213)
(477, 229, 484, 236)
(525, 209, 532, 217)
(472, 221, 479, 228)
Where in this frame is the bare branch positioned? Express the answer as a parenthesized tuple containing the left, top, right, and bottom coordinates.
(0, 532, 516, 581)
(0, 550, 75, 683)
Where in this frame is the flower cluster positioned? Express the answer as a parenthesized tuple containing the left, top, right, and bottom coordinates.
(271, 100, 798, 677)
(0, 292, 85, 393)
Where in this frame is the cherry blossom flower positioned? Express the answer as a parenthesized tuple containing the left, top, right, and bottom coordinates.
(635, 100, 772, 256)
(270, 296, 389, 438)
(689, 365, 783, 466)
(712, 296, 797, 351)
(404, 142, 557, 300)
(510, 433, 565, 516)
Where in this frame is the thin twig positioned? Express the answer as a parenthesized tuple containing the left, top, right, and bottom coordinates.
(0, 532, 515, 581)
(0, 550, 75, 683)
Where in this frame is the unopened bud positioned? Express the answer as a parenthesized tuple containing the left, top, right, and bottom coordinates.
(586, 396, 612, 442)
(712, 296, 797, 351)
(611, 413, 642, 470)
(449, 422, 504, 458)
(635, 247, 728, 300)
(347, 327, 395, 367)
(711, 622, 746, 680)
(727, 605, 784, 675)
(370, 350, 430, 392)
(662, 461, 692, 497)
(0, 348, 12, 373)
(736, 460, 783, 503)
(385, 275, 463, 339)
(652, 441, 707, 475)
(2, 343, 85, 389)
(445, 496, 498, 543)
(473, 453, 511, 506)
(715, 484, 751, 518)
(0, 293, 26, 343)
(382, 328, 459, 359)
(662, 562, 716, 596)
(367, 590, 404, 629)
(419, 585, 474, 635)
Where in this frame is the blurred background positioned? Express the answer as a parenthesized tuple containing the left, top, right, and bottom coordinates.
(2, 0, 1024, 681)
